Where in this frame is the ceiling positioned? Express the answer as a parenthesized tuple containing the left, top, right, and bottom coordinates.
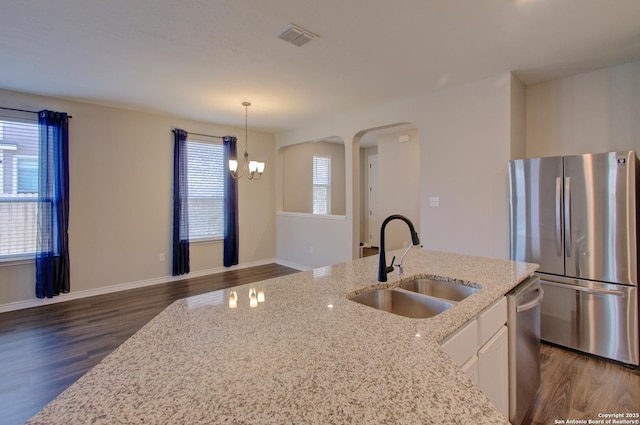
(1, 0, 639, 132)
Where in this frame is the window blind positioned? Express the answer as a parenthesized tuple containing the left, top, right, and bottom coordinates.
(187, 140, 225, 239)
(0, 116, 39, 259)
(312, 155, 331, 215)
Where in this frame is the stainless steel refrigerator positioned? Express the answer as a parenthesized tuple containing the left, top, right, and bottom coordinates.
(509, 150, 639, 366)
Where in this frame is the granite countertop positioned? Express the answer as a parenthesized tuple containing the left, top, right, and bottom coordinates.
(27, 249, 538, 424)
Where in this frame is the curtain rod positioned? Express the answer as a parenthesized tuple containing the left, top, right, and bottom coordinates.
(172, 129, 226, 139)
(0, 106, 73, 119)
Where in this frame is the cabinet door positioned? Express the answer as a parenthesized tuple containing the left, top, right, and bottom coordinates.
(440, 319, 478, 367)
(461, 355, 478, 386)
(478, 326, 509, 418)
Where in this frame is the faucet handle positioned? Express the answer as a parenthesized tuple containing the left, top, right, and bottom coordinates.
(385, 256, 396, 274)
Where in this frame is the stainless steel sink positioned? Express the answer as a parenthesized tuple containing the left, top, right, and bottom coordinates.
(349, 288, 452, 318)
(399, 278, 478, 302)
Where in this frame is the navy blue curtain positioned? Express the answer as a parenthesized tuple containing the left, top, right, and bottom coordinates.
(172, 129, 190, 276)
(223, 136, 239, 267)
(36, 110, 70, 299)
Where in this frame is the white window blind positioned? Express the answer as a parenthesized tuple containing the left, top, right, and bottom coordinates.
(0, 116, 39, 259)
(312, 155, 331, 215)
(187, 140, 225, 240)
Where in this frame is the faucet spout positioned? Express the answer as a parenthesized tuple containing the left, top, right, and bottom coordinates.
(378, 214, 420, 282)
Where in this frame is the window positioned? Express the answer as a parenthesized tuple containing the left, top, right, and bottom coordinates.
(187, 139, 225, 240)
(0, 117, 39, 259)
(312, 155, 331, 214)
(14, 155, 38, 194)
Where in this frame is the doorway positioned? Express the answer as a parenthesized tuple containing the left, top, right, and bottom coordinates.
(355, 123, 420, 258)
(368, 154, 379, 247)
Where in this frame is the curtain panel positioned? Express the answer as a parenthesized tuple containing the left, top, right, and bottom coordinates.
(36, 110, 71, 299)
(223, 136, 239, 267)
(172, 129, 190, 276)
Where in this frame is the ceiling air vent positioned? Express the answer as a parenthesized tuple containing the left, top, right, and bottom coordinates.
(276, 23, 318, 47)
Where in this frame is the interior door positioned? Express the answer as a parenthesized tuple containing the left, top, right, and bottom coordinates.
(509, 156, 564, 275)
(368, 154, 379, 247)
(563, 151, 637, 285)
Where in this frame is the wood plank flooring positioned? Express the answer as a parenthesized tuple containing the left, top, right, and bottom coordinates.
(0, 263, 298, 425)
(524, 343, 640, 425)
(1, 263, 638, 425)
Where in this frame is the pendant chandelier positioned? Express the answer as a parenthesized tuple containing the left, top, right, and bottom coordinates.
(229, 102, 265, 180)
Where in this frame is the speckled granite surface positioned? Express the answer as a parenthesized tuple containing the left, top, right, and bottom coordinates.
(27, 249, 538, 424)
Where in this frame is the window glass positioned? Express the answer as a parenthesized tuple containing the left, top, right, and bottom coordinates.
(16, 156, 38, 193)
(312, 155, 331, 214)
(0, 117, 39, 259)
(187, 140, 225, 240)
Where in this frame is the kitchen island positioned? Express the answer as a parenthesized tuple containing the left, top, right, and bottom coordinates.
(27, 249, 538, 424)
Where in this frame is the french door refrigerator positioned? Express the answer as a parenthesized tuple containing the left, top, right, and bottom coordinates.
(509, 151, 639, 366)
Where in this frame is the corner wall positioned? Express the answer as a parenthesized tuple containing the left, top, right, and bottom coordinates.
(526, 60, 640, 157)
(275, 72, 514, 270)
(0, 89, 276, 310)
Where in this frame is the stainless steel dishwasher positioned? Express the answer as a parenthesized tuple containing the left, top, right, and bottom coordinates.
(507, 276, 543, 425)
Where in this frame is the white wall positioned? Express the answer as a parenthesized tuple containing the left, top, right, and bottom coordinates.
(526, 60, 640, 157)
(275, 72, 514, 269)
(360, 145, 378, 245)
(0, 89, 276, 309)
(275, 213, 349, 270)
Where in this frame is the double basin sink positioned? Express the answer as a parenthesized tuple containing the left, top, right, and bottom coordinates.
(349, 278, 479, 318)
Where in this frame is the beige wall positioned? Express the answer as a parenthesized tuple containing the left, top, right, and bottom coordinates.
(526, 60, 640, 157)
(0, 88, 276, 308)
(275, 61, 640, 270)
(281, 140, 346, 215)
(377, 129, 420, 251)
(276, 72, 514, 268)
(510, 75, 526, 160)
(419, 77, 511, 259)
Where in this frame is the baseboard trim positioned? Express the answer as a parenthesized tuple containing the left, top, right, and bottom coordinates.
(274, 259, 312, 272)
(0, 258, 305, 313)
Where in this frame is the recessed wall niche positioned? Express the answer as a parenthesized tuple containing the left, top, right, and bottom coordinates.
(280, 138, 346, 215)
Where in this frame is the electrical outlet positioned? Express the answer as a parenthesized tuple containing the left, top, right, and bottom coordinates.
(159, 253, 165, 262)
(429, 196, 440, 207)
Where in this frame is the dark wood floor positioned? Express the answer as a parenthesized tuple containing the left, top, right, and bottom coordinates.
(1, 263, 638, 425)
(361, 246, 379, 257)
(0, 263, 298, 425)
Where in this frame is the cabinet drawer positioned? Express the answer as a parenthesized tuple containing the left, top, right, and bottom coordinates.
(478, 296, 507, 347)
(441, 319, 478, 367)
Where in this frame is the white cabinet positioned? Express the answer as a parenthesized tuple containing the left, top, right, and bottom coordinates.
(478, 297, 507, 346)
(440, 297, 508, 419)
(461, 354, 479, 386)
(478, 325, 509, 417)
(440, 319, 477, 367)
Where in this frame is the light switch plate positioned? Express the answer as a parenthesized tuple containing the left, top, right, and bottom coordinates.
(429, 196, 440, 207)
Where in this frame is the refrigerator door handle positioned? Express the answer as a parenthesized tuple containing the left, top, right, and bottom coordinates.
(542, 280, 624, 296)
(555, 177, 562, 256)
(516, 287, 544, 313)
(564, 177, 572, 258)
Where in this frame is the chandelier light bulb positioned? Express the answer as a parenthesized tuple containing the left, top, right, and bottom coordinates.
(228, 102, 265, 180)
